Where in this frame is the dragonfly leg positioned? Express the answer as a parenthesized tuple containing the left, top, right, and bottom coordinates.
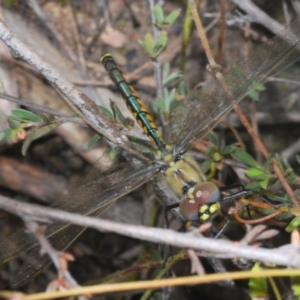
(223, 187, 286, 210)
(214, 217, 230, 239)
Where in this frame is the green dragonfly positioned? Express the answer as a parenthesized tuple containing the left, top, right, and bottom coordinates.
(1, 20, 300, 287)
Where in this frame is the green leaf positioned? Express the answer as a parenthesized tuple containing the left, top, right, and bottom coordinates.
(0, 112, 22, 122)
(88, 133, 102, 149)
(163, 71, 182, 87)
(248, 89, 259, 101)
(162, 62, 170, 81)
(246, 181, 263, 192)
(206, 146, 215, 155)
(139, 33, 155, 56)
(177, 81, 189, 98)
(153, 31, 167, 56)
(12, 109, 43, 122)
(108, 149, 118, 160)
(200, 158, 213, 173)
(0, 128, 11, 140)
(249, 264, 268, 298)
(232, 147, 261, 168)
(208, 132, 220, 148)
(246, 168, 268, 180)
(255, 83, 266, 91)
(153, 88, 177, 116)
(164, 9, 180, 26)
(110, 100, 128, 127)
(291, 275, 300, 297)
(98, 105, 114, 119)
(220, 145, 235, 155)
(153, 5, 164, 25)
(286, 217, 300, 232)
(296, 155, 300, 165)
(258, 177, 269, 189)
(7, 118, 21, 129)
(247, 83, 266, 101)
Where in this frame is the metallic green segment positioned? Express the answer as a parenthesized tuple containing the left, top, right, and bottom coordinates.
(101, 53, 166, 150)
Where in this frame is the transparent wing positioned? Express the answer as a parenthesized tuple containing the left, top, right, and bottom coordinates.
(10, 225, 85, 287)
(170, 20, 300, 154)
(0, 162, 159, 287)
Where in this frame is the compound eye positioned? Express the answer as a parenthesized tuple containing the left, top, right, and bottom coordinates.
(193, 182, 220, 204)
(179, 182, 220, 221)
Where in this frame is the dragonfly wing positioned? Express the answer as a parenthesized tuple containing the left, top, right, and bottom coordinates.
(170, 20, 300, 154)
(10, 225, 85, 287)
(0, 163, 158, 286)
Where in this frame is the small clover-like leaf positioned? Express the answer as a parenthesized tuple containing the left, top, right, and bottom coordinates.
(164, 9, 180, 26)
(139, 33, 155, 56)
(153, 31, 167, 56)
(153, 5, 164, 25)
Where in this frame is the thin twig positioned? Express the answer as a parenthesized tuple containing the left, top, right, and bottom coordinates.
(215, 0, 226, 65)
(234, 209, 282, 225)
(189, 0, 216, 68)
(148, 0, 163, 96)
(3, 269, 300, 299)
(0, 194, 300, 269)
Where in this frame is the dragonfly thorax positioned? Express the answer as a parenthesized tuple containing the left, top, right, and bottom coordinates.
(163, 153, 206, 198)
(161, 153, 222, 222)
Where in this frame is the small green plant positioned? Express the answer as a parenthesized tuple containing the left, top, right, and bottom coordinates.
(0, 108, 57, 155)
(139, 5, 179, 59)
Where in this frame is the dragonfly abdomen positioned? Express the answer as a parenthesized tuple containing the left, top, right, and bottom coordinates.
(101, 53, 166, 150)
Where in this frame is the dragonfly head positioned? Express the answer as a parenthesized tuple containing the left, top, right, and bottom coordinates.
(179, 182, 221, 221)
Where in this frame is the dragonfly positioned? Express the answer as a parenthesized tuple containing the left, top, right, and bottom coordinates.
(1, 20, 300, 288)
